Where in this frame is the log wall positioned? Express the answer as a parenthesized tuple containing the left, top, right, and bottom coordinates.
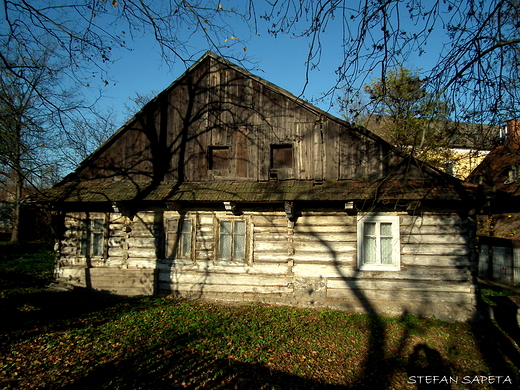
(56, 210, 477, 321)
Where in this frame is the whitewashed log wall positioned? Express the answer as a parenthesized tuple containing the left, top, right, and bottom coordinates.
(56, 210, 477, 321)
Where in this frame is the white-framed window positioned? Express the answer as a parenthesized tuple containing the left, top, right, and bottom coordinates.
(80, 214, 107, 258)
(357, 214, 400, 271)
(215, 216, 252, 265)
(164, 216, 195, 262)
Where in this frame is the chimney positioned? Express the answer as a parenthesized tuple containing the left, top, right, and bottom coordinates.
(506, 119, 520, 147)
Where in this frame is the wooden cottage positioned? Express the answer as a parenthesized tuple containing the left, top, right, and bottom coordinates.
(40, 52, 479, 321)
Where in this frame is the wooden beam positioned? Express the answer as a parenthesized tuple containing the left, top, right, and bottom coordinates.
(407, 201, 421, 212)
(166, 201, 181, 210)
(284, 201, 295, 221)
(344, 201, 357, 215)
(224, 201, 239, 215)
(112, 202, 133, 217)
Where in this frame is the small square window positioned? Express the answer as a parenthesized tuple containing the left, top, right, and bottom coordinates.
(357, 215, 400, 271)
(271, 144, 293, 169)
(209, 146, 230, 170)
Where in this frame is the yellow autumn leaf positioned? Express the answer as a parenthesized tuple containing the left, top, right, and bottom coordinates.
(218, 4, 223, 9)
(112, 0, 118, 6)
(243, 47, 247, 51)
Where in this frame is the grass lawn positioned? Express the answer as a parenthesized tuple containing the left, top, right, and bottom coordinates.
(1, 242, 520, 389)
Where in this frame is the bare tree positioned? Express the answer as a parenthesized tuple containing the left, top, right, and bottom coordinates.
(54, 107, 119, 174)
(1, 1, 254, 95)
(0, 49, 52, 242)
(262, 0, 520, 125)
(1, 1, 518, 186)
(1, 0, 257, 181)
(3, 1, 518, 127)
(0, 44, 95, 241)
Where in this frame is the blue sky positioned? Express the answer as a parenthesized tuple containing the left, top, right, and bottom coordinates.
(95, 23, 348, 120)
(90, 1, 446, 125)
(0, 1, 448, 126)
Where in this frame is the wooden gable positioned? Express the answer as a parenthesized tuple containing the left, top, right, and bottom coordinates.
(69, 52, 439, 185)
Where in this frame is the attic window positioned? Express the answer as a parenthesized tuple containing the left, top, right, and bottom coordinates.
(209, 146, 230, 170)
(271, 144, 293, 169)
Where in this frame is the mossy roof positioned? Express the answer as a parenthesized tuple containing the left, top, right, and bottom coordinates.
(35, 179, 475, 204)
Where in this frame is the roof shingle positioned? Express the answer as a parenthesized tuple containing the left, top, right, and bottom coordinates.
(35, 179, 474, 204)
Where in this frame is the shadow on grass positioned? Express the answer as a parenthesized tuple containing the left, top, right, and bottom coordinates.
(0, 288, 154, 345)
(1, 288, 347, 389)
(58, 341, 346, 390)
(406, 343, 453, 389)
(470, 297, 520, 386)
(2, 242, 520, 389)
(0, 242, 146, 343)
(0, 241, 54, 290)
(2, 288, 520, 389)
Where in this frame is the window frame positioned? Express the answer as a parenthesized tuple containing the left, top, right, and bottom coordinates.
(357, 214, 400, 271)
(214, 215, 253, 266)
(79, 213, 107, 260)
(164, 215, 196, 264)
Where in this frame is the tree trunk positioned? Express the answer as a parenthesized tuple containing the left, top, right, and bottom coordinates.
(10, 170, 22, 243)
(10, 124, 22, 243)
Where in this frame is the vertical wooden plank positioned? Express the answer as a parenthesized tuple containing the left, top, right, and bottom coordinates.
(357, 136, 370, 179)
(323, 121, 339, 180)
(479, 244, 489, 279)
(235, 126, 248, 178)
(313, 123, 323, 180)
(296, 122, 314, 180)
(513, 247, 520, 285)
(493, 246, 511, 284)
(258, 125, 269, 180)
(189, 64, 211, 182)
(295, 122, 303, 180)
(340, 130, 359, 179)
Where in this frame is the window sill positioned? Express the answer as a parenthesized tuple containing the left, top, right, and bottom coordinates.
(358, 264, 401, 271)
(216, 260, 249, 267)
